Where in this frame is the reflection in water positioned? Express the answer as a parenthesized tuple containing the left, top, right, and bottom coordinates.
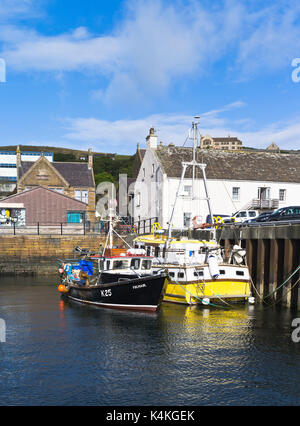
(1, 277, 300, 406)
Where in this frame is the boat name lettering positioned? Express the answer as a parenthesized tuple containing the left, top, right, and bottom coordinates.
(101, 289, 112, 297)
(133, 284, 147, 290)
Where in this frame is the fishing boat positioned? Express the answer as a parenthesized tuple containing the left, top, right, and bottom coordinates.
(57, 204, 167, 312)
(57, 254, 167, 312)
(133, 235, 252, 306)
(132, 119, 254, 307)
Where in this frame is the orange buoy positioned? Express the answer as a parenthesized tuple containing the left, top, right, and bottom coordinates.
(58, 284, 68, 294)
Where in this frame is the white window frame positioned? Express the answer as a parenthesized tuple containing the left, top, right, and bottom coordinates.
(232, 187, 240, 201)
(75, 189, 88, 204)
(279, 189, 286, 201)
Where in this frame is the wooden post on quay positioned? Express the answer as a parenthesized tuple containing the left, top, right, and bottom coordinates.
(256, 239, 266, 300)
(269, 239, 279, 302)
(282, 239, 293, 308)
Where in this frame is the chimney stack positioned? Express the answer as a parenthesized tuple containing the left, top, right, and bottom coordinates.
(88, 148, 93, 169)
(16, 146, 21, 168)
(146, 127, 158, 150)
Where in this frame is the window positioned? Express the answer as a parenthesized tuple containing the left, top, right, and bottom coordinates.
(49, 187, 63, 194)
(141, 259, 152, 270)
(152, 164, 155, 175)
(75, 190, 88, 204)
(232, 187, 240, 201)
(178, 272, 185, 279)
(282, 208, 295, 216)
(184, 185, 192, 197)
(279, 189, 286, 201)
(137, 193, 141, 207)
(113, 259, 130, 270)
(130, 259, 140, 270)
(183, 212, 191, 227)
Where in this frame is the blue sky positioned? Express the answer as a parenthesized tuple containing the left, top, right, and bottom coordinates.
(0, 0, 300, 154)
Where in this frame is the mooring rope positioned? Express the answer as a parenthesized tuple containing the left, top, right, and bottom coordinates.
(263, 277, 300, 308)
(263, 264, 300, 302)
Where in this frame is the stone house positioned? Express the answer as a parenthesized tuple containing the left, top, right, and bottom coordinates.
(16, 148, 96, 224)
(200, 135, 243, 150)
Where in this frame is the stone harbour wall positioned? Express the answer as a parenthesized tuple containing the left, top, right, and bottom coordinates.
(0, 234, 112, 276)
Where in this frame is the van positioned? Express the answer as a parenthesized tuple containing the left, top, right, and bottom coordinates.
(223, 210, 259, 223)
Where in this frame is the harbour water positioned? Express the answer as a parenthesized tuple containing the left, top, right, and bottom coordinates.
(1, 276, 300, 406)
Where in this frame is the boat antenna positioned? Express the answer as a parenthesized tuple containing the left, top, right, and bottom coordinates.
(192, 116, 200, 198)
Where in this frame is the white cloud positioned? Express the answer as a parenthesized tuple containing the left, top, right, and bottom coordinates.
(5, 0, 300, 103)
(0, 0, 41, 20)
(236, 2, 300, 76)
(61, 101, 300, 154)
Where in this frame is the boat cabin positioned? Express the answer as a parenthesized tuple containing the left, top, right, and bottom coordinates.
(98, 248, 153, 275)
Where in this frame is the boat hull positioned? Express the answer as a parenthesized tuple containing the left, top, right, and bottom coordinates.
(61, 274, 167, 312)
(98, 272, 251, 306)
(164, 279, 251, 305)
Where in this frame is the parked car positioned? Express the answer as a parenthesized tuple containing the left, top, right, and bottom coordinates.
(265, 206, 300, 222)
(223, 210, 259, 224)
(245, 211, 274, 223)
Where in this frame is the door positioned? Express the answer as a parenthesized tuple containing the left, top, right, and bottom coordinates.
(258, 187, 270, 200)
(258, 187, 271, 208)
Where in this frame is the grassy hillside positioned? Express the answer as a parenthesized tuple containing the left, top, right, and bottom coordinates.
(0, 144, 114, 158)
(0, 145, 135, 185)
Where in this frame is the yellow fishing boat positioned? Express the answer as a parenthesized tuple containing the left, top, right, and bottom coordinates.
(134, 234, 252, 306)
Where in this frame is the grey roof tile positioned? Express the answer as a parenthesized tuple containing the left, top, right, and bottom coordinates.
(155, 147, 300, 182)
(19, 161, 94, 187)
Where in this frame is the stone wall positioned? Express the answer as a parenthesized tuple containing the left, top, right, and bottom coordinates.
(0, 234, 113, 276)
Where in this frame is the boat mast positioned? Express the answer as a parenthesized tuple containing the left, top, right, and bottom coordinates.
(165, 117, 216, 247)
(109, 182, 114, 249)
(200, 164, 216, 241)
(192, 117, 199, 199)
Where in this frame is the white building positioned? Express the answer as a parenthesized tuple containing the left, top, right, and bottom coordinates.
(134, 128, 300, 230)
